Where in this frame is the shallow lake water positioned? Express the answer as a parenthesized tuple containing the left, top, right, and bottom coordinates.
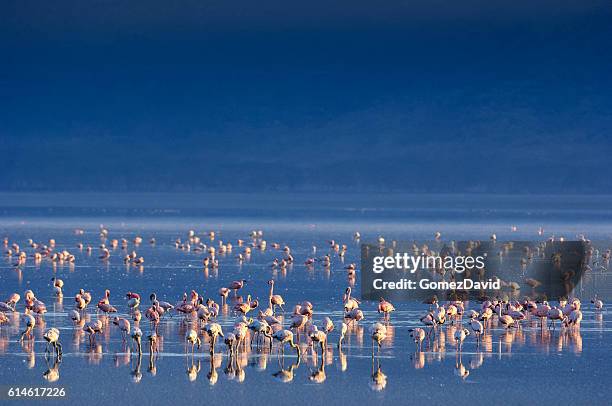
(1, 194, 611, 405)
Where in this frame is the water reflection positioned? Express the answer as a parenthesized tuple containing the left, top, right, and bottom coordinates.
(0, 223, 609, 403)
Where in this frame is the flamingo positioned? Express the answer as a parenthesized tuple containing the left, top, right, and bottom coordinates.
(299, 301, 313, 319)
(248, 319, 273, 350)
(272, 329, 300, 357)
(480, 307, 493, 328)
(233, 295, 258, 316)
(469, 316, 484, 344)
(131, 327, 143, 354)
(97, 289, 111, 304)
(113, 317, 131, 342)
(185, 329, 201, 354)
(6, 293, 20, 308)
(377, 298, 395, 321)
(43, 328, 62, 358)
(233, 321, 249, 352)
(454, 327, 470, 352)
(290, 313, 308, 341)
(498, 310, 515, 329)
(563, 306, 582, 329)
(533, 302, 551, 329)
(196, 301, 211, 324)
(218, 288, 230, 305)
(370, 322, 387, 356)
(79, 289, 92, 308)
(203, 323, 224, 354)
(410, 328, 426, 352)
(98, 290, 118, 314)
(19, 309, 36, 341)
(83, 320, 104, 345)
(126, 292, 141, 312)
(267, 280, 285, 314)
(145, 307, 160, 332)
(150, 293, 174, 315)
(50, 278, 64, 297)
(309, 327, 327, 358)
(229, 280, 246, 296)
(207, 299, 220, 318)
(343, 287, 360, 312)
(133, 309, 142, 324)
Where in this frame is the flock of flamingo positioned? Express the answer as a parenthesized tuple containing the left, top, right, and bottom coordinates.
(0, 227, 607, 388)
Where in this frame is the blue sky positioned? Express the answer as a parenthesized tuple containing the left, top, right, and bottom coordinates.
(1, 1, 611, 192)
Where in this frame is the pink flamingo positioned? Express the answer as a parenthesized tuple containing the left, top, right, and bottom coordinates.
(112, 317, 131, 342)
(377, 298, 395, 321)
(267, 280, 285, 314)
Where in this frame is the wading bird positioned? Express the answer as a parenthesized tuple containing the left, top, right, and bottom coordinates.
(43, 328, 62, 358)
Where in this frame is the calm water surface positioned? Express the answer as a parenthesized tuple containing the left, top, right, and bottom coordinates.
(1, 195, 612, 405)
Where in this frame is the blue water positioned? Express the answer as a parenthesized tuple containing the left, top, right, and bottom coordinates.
(0, 194, 611, 405)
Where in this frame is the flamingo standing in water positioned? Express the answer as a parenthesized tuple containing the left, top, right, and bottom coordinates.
(83, 320, 104, 345)
(498, 305, 515, 329)
(203, 323, 224, 354)
(20, 309, 36, 342)
(145, 306, 160, 333)
(343, 287, 360, 312)
(480, 307, 493, 329)
(233, 295, 258, 316)
(79, 289, 92, 309)
(290, 313, 308, 342)
(150, 293, 173, 316)
(309, 326, 327, 359)
(267, 280, 285, 314)
(218, 288, 230, 305)
(229, 280, 246, 296)
(131, 327, 143, 354)
(113, 317, 131, 342)
(185, 329, 201, 354)
(98, 290, 118, 314)
(50, 278, 64, 297)
(370, 322, 387, 356)
(43, 328, 62, 358)
(469, 316, 484, 344)
(248, 319, 273, 350)
(272, 329, 300, 358)
(454, 327, 470, 352)
(409, 328, 426, 352)
(126, 292, 141, 313)
(377, 297, 395, 321)
(533, 302, 551, 329)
